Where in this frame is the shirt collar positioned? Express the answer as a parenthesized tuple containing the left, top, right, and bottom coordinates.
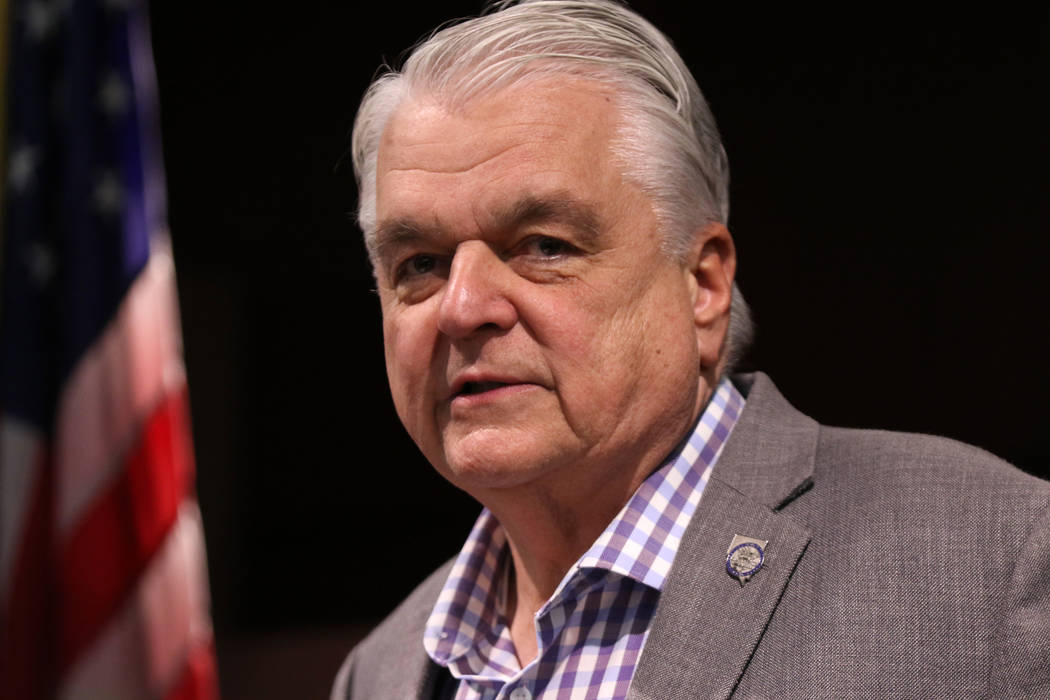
(576, 377, 745, 590)
(424, 377, 745, 666)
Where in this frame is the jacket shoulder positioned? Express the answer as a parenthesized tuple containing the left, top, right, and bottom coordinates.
(816, 424, 1049, 501)
(731, 403, 1050, 695)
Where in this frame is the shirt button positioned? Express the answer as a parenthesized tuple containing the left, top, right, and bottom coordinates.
(509, 687, 532, 700)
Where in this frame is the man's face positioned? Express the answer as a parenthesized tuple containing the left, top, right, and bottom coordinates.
(372, 78, 718, 505)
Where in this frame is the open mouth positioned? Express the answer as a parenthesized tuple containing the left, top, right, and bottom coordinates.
(459, 381, 511, 396)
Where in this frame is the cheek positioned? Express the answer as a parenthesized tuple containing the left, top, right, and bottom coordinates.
(586, 279, 699, 393)
(382, 307, 434, 425)
(530, 294, 651, 416)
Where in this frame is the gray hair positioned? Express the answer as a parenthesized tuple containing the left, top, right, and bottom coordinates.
(352, 0, 753, 370)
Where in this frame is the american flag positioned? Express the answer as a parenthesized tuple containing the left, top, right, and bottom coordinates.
(0, 0, 219, 698)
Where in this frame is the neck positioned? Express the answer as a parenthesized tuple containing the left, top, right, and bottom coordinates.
(486, 421, 693, 663)
(481, 375, 720, 663)
(499, 483, 619, 601)
(496, 483, 624, 665)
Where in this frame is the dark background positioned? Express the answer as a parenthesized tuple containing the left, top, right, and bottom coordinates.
(149, 3, 1049, 696)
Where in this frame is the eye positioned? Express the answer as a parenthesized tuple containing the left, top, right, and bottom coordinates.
(524, 236, 573, 258)
(397, 253, 439, 279)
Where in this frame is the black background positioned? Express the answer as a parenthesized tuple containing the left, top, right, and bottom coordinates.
(149, 0, 1048, 685)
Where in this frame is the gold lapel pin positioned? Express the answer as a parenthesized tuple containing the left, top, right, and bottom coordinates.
(726, 534, 768, 585)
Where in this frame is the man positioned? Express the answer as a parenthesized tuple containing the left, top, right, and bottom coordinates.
(333, 1, 1050, 697)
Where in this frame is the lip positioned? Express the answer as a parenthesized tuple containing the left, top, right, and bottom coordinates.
(447, 372, 539, 404)
(449, 382, 538, 409)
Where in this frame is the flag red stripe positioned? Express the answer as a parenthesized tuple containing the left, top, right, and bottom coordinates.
(57, 387, 195, 673)
(165, 638, 220, 700)
(0, 441, 56, 700)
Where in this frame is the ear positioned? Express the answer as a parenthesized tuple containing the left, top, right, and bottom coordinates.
(683, 222, 736, 373)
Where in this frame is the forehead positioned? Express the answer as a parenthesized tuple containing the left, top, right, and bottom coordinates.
(380, 76, 621, 159)
(374, 78, 627, 229)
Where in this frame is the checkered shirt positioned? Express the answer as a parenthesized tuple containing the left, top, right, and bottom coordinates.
(423, 379, 745, 700)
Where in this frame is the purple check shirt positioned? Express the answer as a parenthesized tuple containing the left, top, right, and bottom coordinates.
(424, 379, 745, 700)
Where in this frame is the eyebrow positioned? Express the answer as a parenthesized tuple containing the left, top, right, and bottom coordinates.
(491, 192, 603, 245)
(372, 220, 434, 264)
(372, 190, 605, 263)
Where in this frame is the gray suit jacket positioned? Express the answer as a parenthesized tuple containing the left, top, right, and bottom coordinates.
(333, 373, 1050, 698)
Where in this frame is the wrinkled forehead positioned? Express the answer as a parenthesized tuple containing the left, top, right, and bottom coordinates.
(374, 77, 630, 218)
(381, 75, 621, 167)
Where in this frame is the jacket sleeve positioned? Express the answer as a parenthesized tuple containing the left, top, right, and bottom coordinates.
(330, 647, 355, 700)
(988, 502, 1050, 696)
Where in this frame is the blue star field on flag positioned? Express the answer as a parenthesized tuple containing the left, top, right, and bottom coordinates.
(2, 0, 161, 434)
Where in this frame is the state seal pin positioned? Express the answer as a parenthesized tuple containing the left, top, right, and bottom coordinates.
(726, 534, 767, 586)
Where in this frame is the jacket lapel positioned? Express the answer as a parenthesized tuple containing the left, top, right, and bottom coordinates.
(629, 373, 817, 699)
(629, 480, 811, 699)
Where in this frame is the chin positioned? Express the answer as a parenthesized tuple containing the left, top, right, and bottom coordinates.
(435, 428, 567, 493)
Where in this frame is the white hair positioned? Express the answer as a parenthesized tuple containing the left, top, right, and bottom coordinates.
(351, 0, 753, 369)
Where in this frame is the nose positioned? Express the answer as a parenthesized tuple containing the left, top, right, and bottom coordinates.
(437, 241, 518, 338)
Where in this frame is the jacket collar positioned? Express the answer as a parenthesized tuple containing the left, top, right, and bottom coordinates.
(715, 372, 818, 511)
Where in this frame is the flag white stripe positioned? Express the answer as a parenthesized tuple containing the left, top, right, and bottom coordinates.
(55, 236, 186, 537)
(57, 500, 213, 700)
